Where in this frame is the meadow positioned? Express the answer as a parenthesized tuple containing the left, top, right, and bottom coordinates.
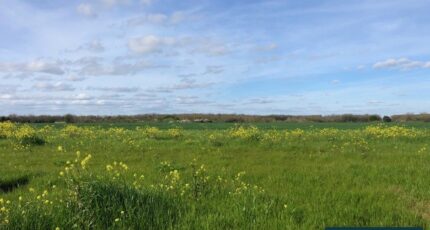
(1, 121, 430, 229)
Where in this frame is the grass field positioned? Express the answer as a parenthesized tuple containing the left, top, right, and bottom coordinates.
(1, 121, 430, 229)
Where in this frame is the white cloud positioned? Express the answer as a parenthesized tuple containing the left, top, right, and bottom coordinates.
(0, 84, 19, 93)
(175, 95, 211, 105)
(150, 78, 214, 93)
(0, 60, 64, 75)
(244, 98, 276, 105)
(2, 73, 31, 80)
(77, 3, 97, 18)
(127, 11, 187, 26)
(74, 93, 93, 100)
(33, 75, 53, 81)
(67, 75, 86, 82)
(27, 60, 65, 75)
(373, 58, 430, 70)
(0, 94, 13, 100)
(128, 35, 176, 54)
(33, 82, 75, 91)
(79, 59, 155, 76)
(87, 86, 139, 92)
(192, 41, 229, 56)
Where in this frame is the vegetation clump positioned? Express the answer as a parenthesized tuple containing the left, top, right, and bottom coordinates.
(383, 116, 393, 122)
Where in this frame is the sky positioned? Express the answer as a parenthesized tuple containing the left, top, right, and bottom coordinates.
(1, 0, 430, 115)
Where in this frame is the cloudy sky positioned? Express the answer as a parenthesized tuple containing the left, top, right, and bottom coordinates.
(1, 0, 430, 115)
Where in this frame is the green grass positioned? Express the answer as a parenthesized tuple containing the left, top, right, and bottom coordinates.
(1, 122, 430, 229)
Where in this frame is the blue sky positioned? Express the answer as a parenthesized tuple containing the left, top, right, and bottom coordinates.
(1, 0, 430, 115)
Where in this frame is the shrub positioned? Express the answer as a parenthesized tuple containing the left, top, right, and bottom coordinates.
(0, 121, 16, 139)
(228, 126, 261, 141)
(383, 116, 392, 122)
(12, 125, 45, 147)
(61, 125, 94, 138)
(166, 128, 183, 139)
(142, 127, 161, 139)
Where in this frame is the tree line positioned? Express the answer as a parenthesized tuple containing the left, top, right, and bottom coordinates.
(0, 113, 417, 123)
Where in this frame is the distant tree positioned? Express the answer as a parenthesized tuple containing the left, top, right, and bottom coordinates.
(64, 114, 75, 123)
(340, 114, 358, 122)
(162, 115, 179, 121)
(369, 115, 382, 122)
(382, 116, 392, 122)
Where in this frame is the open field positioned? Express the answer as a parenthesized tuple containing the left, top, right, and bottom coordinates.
(1, 121, 430, 229)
